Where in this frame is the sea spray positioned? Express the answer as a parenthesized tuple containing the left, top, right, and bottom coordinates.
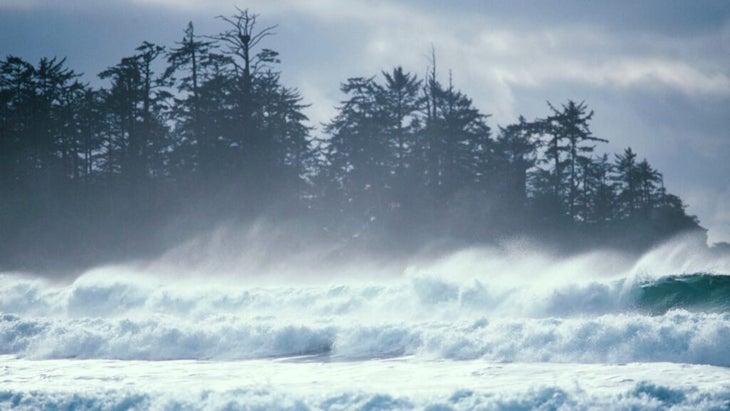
(2, 236, 730, 410)
(2, 238, 730, 361)
(2, 270, 730, 364)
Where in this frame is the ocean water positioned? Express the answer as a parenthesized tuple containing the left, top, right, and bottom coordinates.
(2, 235, 730, 410)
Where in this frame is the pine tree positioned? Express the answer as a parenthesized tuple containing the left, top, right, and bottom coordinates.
(544, 100, 607, 219)
(99, 43, 171, 182)
(495, 116, 540, 208)
(215, 7, 277, 163)
(581, 154, 615, 223)
(613, 147, 640, 218)
(636, 158, 662, 215)
(165, 21, 216, 175)
(324, 76, 389, 219)
(377, 67, 422, 184)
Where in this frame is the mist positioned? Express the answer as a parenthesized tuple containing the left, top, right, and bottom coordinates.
(0, 6, 720, 278)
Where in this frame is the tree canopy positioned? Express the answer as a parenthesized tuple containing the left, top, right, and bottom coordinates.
(0, 9, 704, 273)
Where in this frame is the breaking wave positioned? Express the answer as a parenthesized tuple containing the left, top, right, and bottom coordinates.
(1, 258, 730, 365)
(637, 273, 730, 314)
(3, 382, 730, 411)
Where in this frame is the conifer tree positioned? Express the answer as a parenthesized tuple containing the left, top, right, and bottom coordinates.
(99, 43, 171, 182)
(495, 116, 540, 208)
(166, 21, 216, 175)
(543, 100, 607, 219)
(613, 147, 640, 218)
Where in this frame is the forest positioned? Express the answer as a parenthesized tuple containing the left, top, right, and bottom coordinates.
(0, 10, 704, 273)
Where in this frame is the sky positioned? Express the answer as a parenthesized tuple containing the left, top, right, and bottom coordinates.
(1, 0, 729, 243)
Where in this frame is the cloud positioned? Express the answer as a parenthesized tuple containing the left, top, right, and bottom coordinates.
(228, 1, 730, 123)
(682, 185, 730, 244)
(128, 0, 230, 12)
(0, 0, 41, 9)
(296, 80, 339, 128)
(113, 1, 730, 102)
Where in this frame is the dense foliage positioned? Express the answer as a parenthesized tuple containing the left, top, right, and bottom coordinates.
(0, 10, 702, 272)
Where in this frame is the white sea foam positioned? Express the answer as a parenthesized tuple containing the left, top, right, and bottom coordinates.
(1, 309, 729, 365)
(1, 259, 730, 365)
(2, 234, 730, 409)
(1, 357, 729, 410)
(4, 385, 729, 411)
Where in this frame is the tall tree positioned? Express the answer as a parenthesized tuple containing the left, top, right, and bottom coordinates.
(377, 67, 422, 183)
(636, 158, 663, 215)
(544, 100, 607, 219)
(99, 42, 171, 182)
(613, 147, 640, 218)
(0, 56, 36, 190)
(324, 76, 389, 218)
(575, 154, 615, 223)
(495, 116, 540, 208)
(215, 7, 277, 158)
(166, 21, 215, 175)
(54, 78, 94, 181)
(420, 69, 492, 201)
(250, 69, 312, 196)
(0, 56, 87, 190)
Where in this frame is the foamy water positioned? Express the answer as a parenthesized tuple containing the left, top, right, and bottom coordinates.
(2, 233, 730, 410)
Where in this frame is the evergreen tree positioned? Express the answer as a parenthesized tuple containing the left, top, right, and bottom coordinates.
(377, 67, 422, 185)
(420, 70, 492, 202)
(250, 69, 312, 197)
(214, 8, 277, 164)
(0, 11, 709, 271)
(636, 158, 662, 215)
(73, 88, 106, 181)
(99, 43, 171, 182)
(612, 147, 640, 218)
(495, 116, 540, 209)
(324, 76, 389, 219)
(543, 100, 607, 219)
(578, 153, 615, 223)
(165, 21, 216, 175)
(0, 56, 37, 191)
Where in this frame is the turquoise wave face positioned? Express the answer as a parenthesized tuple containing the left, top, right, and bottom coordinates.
(638, 274, 730, 315)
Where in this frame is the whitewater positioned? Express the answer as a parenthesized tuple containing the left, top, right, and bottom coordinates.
(2, 232, 730, 410)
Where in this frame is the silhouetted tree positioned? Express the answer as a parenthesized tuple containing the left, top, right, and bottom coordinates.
(215, 8, 277, 162)
(377, 67, 422, 185)
(495, 116, 540, 209)
(166, 21, 216, 175)
(74, 88, 106, 180)
(250, 69, 312, 198)
(578, 153, 615, 223)
(543, 100, 607, 219)
(324, 76, 389, 221)
(420, 68, 492, 203)
(0, 11, 708, 272)
(0, 56, 37, 192)
(613, 147, 640, 218)
(636, 158, 663, 215)
(99, 43, 171, 183)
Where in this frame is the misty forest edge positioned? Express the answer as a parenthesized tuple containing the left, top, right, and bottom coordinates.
(0, 9, 711, 274)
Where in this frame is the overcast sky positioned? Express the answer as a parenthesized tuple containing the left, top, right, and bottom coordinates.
(2, 0, 729, 243)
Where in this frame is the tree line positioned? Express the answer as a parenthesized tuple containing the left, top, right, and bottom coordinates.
(0, 9, 702, 272)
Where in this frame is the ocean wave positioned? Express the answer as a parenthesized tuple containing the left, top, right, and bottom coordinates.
(2, 240, 730, 364)
(2, 310, 730, 365)
(2, 269, 729, 320)
(2, 380, 729, 411)
(637, 273, 730, 314)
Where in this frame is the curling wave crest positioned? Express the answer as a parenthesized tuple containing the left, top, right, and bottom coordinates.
(2, 263, 730, 365)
